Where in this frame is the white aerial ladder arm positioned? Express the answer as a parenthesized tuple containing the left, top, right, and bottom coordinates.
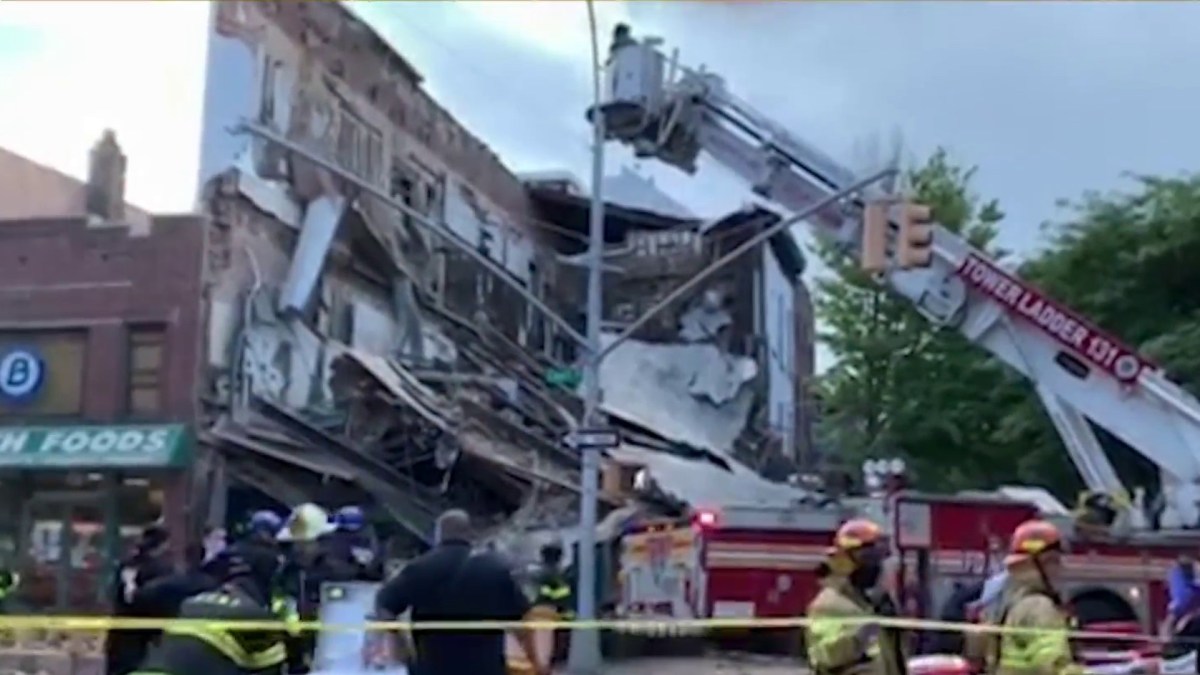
(591, 26, 1200, 529)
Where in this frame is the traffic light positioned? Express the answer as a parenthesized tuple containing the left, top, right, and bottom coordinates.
(896, 202, 934, 269)
(860, 201, 889, 273)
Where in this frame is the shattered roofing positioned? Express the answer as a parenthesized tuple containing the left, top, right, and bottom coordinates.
(600, 167, 695, 221)
(528, 183, 806, 278)
(597, 335, 758, 458)
(611, 443, 815, 509)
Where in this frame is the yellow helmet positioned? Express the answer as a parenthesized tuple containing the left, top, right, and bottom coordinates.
(277, 503, 337, 543)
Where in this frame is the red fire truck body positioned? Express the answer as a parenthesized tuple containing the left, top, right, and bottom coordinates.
(892, 492, 1198, 637)
(615, 490, 1199, 656)
(615, 504, 839, 640)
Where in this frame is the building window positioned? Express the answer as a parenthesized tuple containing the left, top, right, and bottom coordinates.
(336, 104, 383, 187)
(127, 327, 166, 416)
(259, 53, 277, 125)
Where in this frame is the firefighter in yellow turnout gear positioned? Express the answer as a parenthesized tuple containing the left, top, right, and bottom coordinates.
(532, 542, 573, 664)
(805, 518, 905, 675)
(130, 542, 288, 675)
(994, 519, 1084, 675)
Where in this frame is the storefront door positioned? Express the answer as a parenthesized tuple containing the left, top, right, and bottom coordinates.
(22, 487, 115, 611)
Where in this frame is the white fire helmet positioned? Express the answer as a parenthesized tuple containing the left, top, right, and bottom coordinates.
(277, 503, 338, 543)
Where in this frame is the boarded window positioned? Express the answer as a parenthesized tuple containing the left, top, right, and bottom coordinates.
(128, 327, 166, 416)
(0, 331, 86, 418)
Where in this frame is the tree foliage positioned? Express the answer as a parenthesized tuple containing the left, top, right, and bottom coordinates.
(814, 148, 1008, 490)
(816, 151, 1200, 500)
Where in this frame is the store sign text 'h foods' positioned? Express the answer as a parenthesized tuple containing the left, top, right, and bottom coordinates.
(0, 424, 191, 468)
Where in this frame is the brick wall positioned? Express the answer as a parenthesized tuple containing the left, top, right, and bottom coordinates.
(0, 217, 207, 424)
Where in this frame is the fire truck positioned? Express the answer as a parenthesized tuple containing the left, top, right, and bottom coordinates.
(609, 504, 840, 653)
(590, 23, 1200, 662)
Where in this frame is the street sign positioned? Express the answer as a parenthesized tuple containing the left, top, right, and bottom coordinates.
(564, 428, 621, 450)
(544, 367, 582, 390)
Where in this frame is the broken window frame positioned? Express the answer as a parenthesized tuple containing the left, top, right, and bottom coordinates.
(258, 50, 283, 127)
(336, 102, 384, 186)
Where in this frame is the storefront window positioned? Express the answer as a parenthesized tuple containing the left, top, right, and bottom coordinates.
(8, 472, 164, 612)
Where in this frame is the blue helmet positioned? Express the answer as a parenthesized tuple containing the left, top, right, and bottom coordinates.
(334, 505, 365, 533)
(248, 510, 284, 537)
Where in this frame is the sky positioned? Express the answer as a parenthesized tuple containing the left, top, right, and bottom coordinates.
(2, 1, 1200, 373)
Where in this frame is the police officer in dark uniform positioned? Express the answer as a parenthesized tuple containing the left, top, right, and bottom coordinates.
(230, 511, 294, 658)
(326, 506, 383, 582)
(533, 542, 574, 663)
(130, 540, 287, 675)
(244, 511, 284, 549)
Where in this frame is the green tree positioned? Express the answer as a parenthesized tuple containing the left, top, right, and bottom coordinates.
(815, 148, 1007, 490)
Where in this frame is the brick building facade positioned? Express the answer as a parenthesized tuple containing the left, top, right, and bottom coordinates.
(0, 133, 204, 608)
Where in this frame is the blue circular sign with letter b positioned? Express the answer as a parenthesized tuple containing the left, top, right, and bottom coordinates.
(0, 347, 46, 404)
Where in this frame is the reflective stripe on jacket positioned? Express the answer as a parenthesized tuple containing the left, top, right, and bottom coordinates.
(271, 595, 302, 637)
(166, 588, 287, 671)
(164, 623, 285, 670)
(996, 586, 1083, 675)
(538, 584, 570, 601)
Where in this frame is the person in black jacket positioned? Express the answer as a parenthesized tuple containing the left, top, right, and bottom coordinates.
(105, 524, 174, 675)
(131, 544, 227, 644)
(927, 580, 984, 655)
(372, 509, 544, 675)
(130, 541, 288, 675)
(325, 506, 383, 582)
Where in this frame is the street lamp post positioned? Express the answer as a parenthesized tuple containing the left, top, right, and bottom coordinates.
(567, 1, 607, 672)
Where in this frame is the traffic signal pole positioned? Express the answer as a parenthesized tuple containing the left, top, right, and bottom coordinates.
(568, 0, 606, 669)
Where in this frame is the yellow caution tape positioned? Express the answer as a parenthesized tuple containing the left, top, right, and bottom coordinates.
(0, 614, 1174, 644)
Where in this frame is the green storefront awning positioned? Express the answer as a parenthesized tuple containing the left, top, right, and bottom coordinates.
(0, 424, 192, 469)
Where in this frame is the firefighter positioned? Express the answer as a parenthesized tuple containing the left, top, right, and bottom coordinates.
(993, 519, 1084, 675)
(130, 541, 288, 675)
(276, 503, 339, 674)
(805, 518, 904, 675)
(533, 541, 573, 663)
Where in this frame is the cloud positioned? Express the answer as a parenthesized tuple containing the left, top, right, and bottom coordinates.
(5, 0, 1200, 375)
(0, 1, 209, 213)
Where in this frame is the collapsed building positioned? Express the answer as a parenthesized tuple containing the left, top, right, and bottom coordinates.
(192, 1, 819, 556)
